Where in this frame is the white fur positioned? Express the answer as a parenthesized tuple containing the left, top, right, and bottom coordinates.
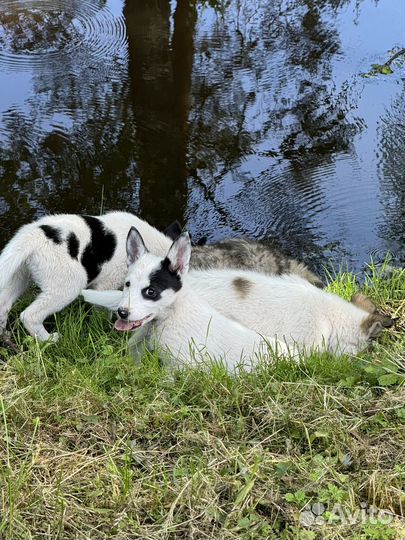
(188, 270, 378, 354)
(0, 212, 172, 341)
(144, 285, 291, 371)
(82, 289, 126, 310)
(109, 230, 294, 372)
(83, 269, 381, 356)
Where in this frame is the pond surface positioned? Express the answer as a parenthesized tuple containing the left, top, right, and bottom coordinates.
(0, 0, 404, 273)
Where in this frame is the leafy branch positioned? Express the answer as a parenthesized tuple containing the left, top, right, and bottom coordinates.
(363, 47, 405, 77)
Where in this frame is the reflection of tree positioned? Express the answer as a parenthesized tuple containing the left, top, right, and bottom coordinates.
(190, 0, 358, 165)
(185, 0, 359, 264)
(0, 0, 380, 267)
(276, 0, 358, 159)
(0, 0, 198, 243)
(0, 1, 134, 243)
(124, 0, 196, 230)
(378, 90, 405, 260)
(0, 89, 136, 227)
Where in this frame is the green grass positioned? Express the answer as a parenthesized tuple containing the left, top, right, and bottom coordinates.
(0, 261, 404, 539)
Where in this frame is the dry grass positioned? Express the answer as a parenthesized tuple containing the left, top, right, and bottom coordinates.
(0, 261, 404, 539)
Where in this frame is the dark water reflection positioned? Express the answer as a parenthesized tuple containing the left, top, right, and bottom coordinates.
(0, 0, 404, 273)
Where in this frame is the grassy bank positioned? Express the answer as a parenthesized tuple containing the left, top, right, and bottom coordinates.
(0, 262, 404, 539)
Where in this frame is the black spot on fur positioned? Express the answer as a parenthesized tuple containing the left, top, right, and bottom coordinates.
(67, 232, 79, 259)
(39, 224, 62, 244)
(80, 215, 116, 284)
(142, 257, 181, 301)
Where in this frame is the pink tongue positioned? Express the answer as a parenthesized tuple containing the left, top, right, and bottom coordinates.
(114, 319, 140, 332)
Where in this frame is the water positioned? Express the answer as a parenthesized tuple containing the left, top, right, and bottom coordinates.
(0, 0, 404, 273)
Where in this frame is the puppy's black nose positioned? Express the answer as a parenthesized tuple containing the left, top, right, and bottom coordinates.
(117, 307, 129, 319)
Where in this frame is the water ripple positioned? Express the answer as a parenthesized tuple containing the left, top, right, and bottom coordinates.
(0, 0, 127, 72)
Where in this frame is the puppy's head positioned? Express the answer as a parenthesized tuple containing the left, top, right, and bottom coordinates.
(351, 293, 394, 342)
(114, 227, 192, 332)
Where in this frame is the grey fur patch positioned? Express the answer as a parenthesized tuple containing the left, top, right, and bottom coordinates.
(232, 277, 252, 298)
(191, 238, 323, 287)
(352, 293, 393, 338)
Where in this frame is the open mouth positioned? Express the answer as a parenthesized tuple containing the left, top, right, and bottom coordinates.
(114, 314, 153, 332)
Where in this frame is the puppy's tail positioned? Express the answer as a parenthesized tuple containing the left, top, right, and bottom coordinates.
(0, 223, 38, 290)
(81, 289, 122, 310)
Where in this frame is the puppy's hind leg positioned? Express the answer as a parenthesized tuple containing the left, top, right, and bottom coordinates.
(0, 266, 30, 335)
(20, 285, 84, 342)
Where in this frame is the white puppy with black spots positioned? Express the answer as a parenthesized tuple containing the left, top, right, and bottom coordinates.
(0, 212, 173, 342)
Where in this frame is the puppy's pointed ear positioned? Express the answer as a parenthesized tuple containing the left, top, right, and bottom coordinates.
(368, 320, 384, 339)
(363, 313, 394, 340)
(167, 232, 191, 275)
(126, 227, 147, 266)
(163, 220, 183, 241)
(351, 293, 377, 314)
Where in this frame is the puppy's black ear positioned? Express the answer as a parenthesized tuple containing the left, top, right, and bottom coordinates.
(163, 220, 183, 241)
(196, 236, 208, 246)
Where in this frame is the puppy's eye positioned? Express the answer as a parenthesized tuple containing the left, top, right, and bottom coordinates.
(145, 287, 156, 298)
(125, 281, 130, 287)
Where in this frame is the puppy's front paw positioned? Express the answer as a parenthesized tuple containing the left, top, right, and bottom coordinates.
(49, 332, 60, 343)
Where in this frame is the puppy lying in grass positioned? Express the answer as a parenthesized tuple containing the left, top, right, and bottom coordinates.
(89, 228, 294, 371)
(186, 270, 393, 355)
(83, 230, 393, 363)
